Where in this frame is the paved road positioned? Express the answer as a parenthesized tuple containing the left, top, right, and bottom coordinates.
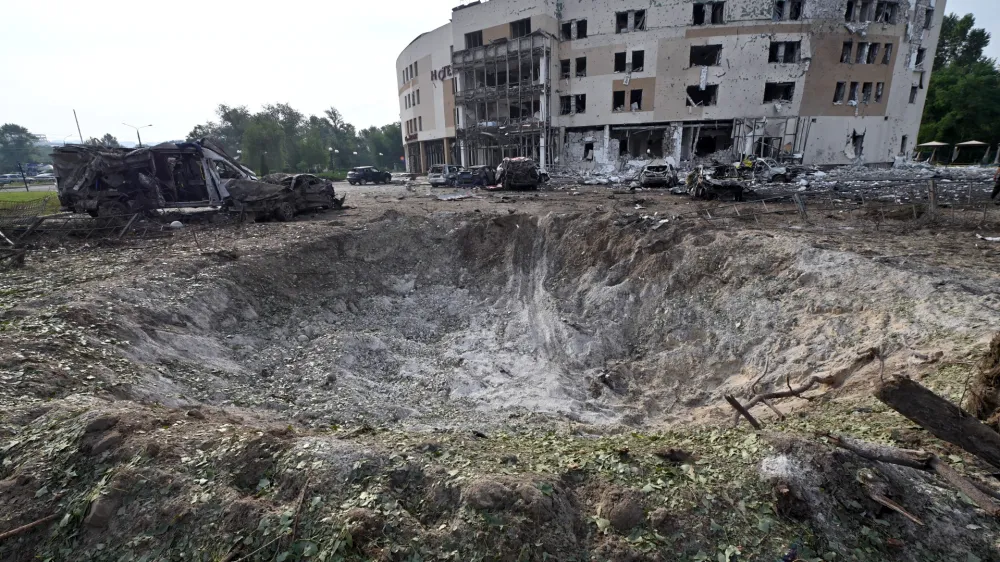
(0, 183, 57, 192)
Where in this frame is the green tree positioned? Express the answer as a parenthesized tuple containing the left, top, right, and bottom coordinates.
(934, 14, 993, 69)
(920, 13, 1000, 155)
(187, 104, 252, 157)
(241, 114, 285, 176)
(85, 134, 121, 148)
(0, 124, 41, 172)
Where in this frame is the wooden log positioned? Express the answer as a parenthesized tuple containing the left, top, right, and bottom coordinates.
(876, 376, 1000, 470)
(929, 456, 1000, 516)
(0, 514, 58, 542)
(725, 395, 762, 430)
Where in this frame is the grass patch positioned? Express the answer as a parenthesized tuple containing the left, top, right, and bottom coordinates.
(0, 191, 61, 213)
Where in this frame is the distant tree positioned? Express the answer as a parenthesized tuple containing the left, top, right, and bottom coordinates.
(85, 134, 121, 148)
(920, 13, 1000, 153)
(935, 14, 993, 69)
(242, 114, 285, 176)
(0, 124, 41, 172)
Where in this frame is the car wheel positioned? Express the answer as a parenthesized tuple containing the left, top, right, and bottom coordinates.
(273, 201, 296, 222)
(97, 200, 130, 228)
(773, 174, 788, 183)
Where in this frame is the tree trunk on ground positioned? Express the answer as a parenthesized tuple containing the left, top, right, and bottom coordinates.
(876, 376, 1000, 470)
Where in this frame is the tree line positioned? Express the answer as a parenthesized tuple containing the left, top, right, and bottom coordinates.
(1, 105, 403, 175)
(919, 13, 1000, 158)
(187, 104, 403, 175)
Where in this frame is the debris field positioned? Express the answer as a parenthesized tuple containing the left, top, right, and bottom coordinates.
(3, 177, 1000, 561)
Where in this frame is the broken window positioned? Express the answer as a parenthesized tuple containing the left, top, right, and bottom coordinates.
(924, 9, 934, 29)
(614, 52, 627, 72)
(418, 117, 422, 131)
(577, 20, 588, 38)
(687, 85, 719, 106)
(560, 96, 572, 115)
(693, 2, 724, 25)
(576, 57, 587, 77)
(632, 50, 645, 71)
(859, 0, 873, 22)
(416, 90, 420, 105)
(909, 86, 918, 103)
(849, 82, 860, 103)
(465, 31, 483, 48)
(773, 0, 785, 21)
(915, 48, 926, 66)
(874, 1, 897, 24)
(861, 82, 873, 103)
(634, 10, 646, 30)
(584, 142, 594, 161)
(855, 42, 868, 64)
(883, 43, 893, 64)
(769, 41, 800, 63)
(560, 59, 571, 79)
(688, 47, 720, 70)
(867, 44, 880, 64)
(834, 81, 847, 103)
(900, 135, 908, 155)
(763, 82, 795, 103)
(875, 82, 884, 102)
(790, 0, 803, 20)
(510, 18, 531, 39)
(841, 42, 853, 63)
(712, 3, 725, 23)
(630, 89, 643, 111)
(613, 90, 626, 111)
(845, 1, 855, 21)
(561, 22, 572, 40)
(616, 12, 629, 33)
(414, 62, 418, 76)
(576, 94, 586, 113)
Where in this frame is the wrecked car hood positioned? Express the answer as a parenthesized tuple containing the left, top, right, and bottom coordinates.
(223, 179, 289, 203)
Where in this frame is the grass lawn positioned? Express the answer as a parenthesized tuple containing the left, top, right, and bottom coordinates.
(0, 191, 61, 214)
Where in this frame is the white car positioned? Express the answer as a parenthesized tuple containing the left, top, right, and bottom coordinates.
(32, 173, 56, 183)
(428, 164, 461, 187)
(0, 173, 24, 185)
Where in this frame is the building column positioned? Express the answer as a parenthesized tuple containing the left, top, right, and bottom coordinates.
(604, 125, 611, 159)
(539, 51, 548, 170)
(443, 138, 452, 165)
(419, 141, 427, 174)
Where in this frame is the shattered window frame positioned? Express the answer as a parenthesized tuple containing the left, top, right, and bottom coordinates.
(577, 19, 588, 38)
(861, 82, 873, 104)
(614, 52, 628, 73)
(924, 8, 934, 29)
(866, 43, 880, 64)
(773, 0, 786, 21)
(632, 50, 645, 72)
(613, 90, 627, 111)
(560, 59, 571, 79)
(634, 10, 647, 31)
(575, 56, 587, 77)
(615, 12, 629, 33)
(575, 94, 587, 114)
(763, 82, 795, 103)
(915, 47, 927, 67)
(841, 42, 853, 63)
(561, 22, 573, 40)
(874, 1, 898, 24)
(909, 86, 918, 103)
(855, 42, 868, 64)
(875, 82, 884, 103)
(833, 81, 847, 103)
(789, 0, 803, 20)
(882, 43, 893, 64)
(630, 89, 644, 111)
(560, 96, 572, 115)
(510, 18, 531, 39)
(849, 82, 860, 103)
(465, 31, 484, 49)
(711, 2, 725, 24)
(690, 45, 723, 67)
(687, 85, 719, 106)
(845, 0, 855, 22)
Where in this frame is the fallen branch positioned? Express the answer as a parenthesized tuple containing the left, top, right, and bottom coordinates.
(0, 514, 59, 542)
(759, 399, 786, 421)
(734, 348, 879, 426)
(876, 376, 1000, 470)
(725, 394, 762, 430)
(868, 492, 925, 526)
(826, 434, 1000, 516)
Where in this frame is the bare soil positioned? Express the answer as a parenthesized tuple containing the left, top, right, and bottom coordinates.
(3, 183, 1000, 561)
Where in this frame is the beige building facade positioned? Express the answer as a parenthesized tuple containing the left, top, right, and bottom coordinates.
(397, 0, 944, 171)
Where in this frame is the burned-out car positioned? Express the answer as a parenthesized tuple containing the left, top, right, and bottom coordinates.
(638, 160, 679, 188)
(51, 140, 337, 221)
(262, 173, 345, 217)
(492, 157, 542, 191)
(456, 165, 495, 188)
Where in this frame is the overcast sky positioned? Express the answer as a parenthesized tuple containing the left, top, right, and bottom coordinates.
(0, 0, 994, 144)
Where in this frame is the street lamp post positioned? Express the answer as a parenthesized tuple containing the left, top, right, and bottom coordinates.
(122, 123, 153, 147)
(63, 134, 76, 145)
(328, 147, 334, 171)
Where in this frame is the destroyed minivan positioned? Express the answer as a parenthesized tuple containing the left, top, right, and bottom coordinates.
(639, 160, 679, 188)
(492, 157, 542, 190)
(52, 140, 337, 221)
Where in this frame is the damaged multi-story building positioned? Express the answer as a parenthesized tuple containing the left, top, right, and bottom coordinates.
(396, 0, 944, 172)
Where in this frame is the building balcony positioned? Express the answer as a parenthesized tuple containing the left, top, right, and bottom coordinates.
(452, 33, 552, 69)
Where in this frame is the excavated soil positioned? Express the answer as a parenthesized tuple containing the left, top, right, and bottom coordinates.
(3, 184, 1000, 561)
